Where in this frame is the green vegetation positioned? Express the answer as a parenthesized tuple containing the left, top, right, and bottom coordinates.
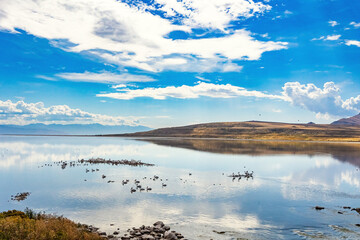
(0, 209, 102, 240)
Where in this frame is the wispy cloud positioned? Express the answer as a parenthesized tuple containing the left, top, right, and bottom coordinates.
(350, 22, 360, 28)
(35, 75, 57, 81)
(146, 0, 271, 30)
(328, 20, 339, 27)
(97, 82, 284, 100)
(99, 81, 360, 118)
(312, 34, 341, 41)
(0, 100, 139, 126)
(0, 0, 287, 72)
(55, 71, 155, 84)
(325, 35, 341, 41)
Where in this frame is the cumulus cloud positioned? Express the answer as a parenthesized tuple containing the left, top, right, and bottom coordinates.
(345, 40, 360, 47)
(342, 95, 360, 112)
(54, 71, 155, 84)
(282, 82, 360, 116)
(0, 100, 139, 126)
(97, 82, 284, 100)
(0, 0, 287, 72)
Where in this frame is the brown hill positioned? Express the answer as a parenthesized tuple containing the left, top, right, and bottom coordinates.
(109, 121, 360, 142)
(331, 113, 360, 126)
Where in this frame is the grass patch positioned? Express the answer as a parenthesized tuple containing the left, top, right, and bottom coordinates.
(0, 209, 102, 240)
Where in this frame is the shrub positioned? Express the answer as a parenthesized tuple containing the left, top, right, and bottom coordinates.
(0, 210, 102, 240)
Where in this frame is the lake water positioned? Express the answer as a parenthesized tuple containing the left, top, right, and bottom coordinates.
(0, 136, 360, 239)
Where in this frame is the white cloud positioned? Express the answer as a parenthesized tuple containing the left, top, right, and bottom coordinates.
(35, 75, 57, 81)
(97, 82, 284, 100)
(345, 40, 360, 47)
(328, 20, 339, 27)
(0, 0, 287, 72)
(112, 84, 127, 89)
(312, 34, 341, 41)
(55, 71, 155, 84)
(98, 81, 360, 118)
(350, 22, 360, 28)
(152, 0, 271, 30)
(315, 112, 331, 120)
(0, 100, 139, 126)
(342, 95, 360, 112)
(282, 82, 360, 117)
(325, 34, 341, 41)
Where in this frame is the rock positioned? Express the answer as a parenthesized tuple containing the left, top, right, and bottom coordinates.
(141, 229, 150, 234)
(355, 224, 360, 227)
(164, 232, 177, 240)
(351, 208, 360, 214)
(113, 231, 119, 235)
(119, 222, 184, 240)
(141, 234, 155, 240)
(153, 221, 164, 227)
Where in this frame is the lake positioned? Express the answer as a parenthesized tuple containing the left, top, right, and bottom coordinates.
(0, 136, 360, 239)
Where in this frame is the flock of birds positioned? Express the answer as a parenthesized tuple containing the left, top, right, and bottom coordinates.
(121, 175, 168, 193)
(229, 170, 254, 181)
(37, 160, 256, 195)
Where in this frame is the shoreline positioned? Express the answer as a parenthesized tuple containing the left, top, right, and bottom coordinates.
(2, 134, 360, 144)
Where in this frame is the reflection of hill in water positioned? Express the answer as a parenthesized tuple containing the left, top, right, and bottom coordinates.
(138, 138, 360, 168)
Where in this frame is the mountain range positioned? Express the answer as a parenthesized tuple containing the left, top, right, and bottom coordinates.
(0, 123, 151, 135)
(331, 113, 360, 126)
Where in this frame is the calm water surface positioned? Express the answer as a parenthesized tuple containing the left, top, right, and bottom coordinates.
(0, 136, 360, 239)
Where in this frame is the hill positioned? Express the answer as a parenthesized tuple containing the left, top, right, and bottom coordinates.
(0, 123, 151, 135)
(113, 121, 360, 142)
(331, 113, 360, 126)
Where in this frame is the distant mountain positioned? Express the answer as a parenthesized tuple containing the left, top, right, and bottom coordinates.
(331, 114, 360, 126)
(0, 123, 151, 135)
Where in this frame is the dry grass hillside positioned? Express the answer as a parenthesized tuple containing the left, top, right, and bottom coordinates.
(112, 121, 360, 142)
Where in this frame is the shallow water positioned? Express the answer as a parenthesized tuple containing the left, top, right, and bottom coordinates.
(0, 136, 360, 239)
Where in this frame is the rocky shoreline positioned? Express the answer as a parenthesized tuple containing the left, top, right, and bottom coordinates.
(86, 221, 186, 240)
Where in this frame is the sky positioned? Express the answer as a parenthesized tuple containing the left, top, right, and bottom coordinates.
(0, 0, 359, 128)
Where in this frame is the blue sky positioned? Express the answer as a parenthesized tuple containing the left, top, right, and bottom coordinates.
(0, 0, 359, 128)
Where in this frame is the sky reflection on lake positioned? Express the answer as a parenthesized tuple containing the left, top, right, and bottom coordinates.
(0, 136, 360, 239)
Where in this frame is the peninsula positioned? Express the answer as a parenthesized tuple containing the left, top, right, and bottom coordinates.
(108, 115, 360, 142)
